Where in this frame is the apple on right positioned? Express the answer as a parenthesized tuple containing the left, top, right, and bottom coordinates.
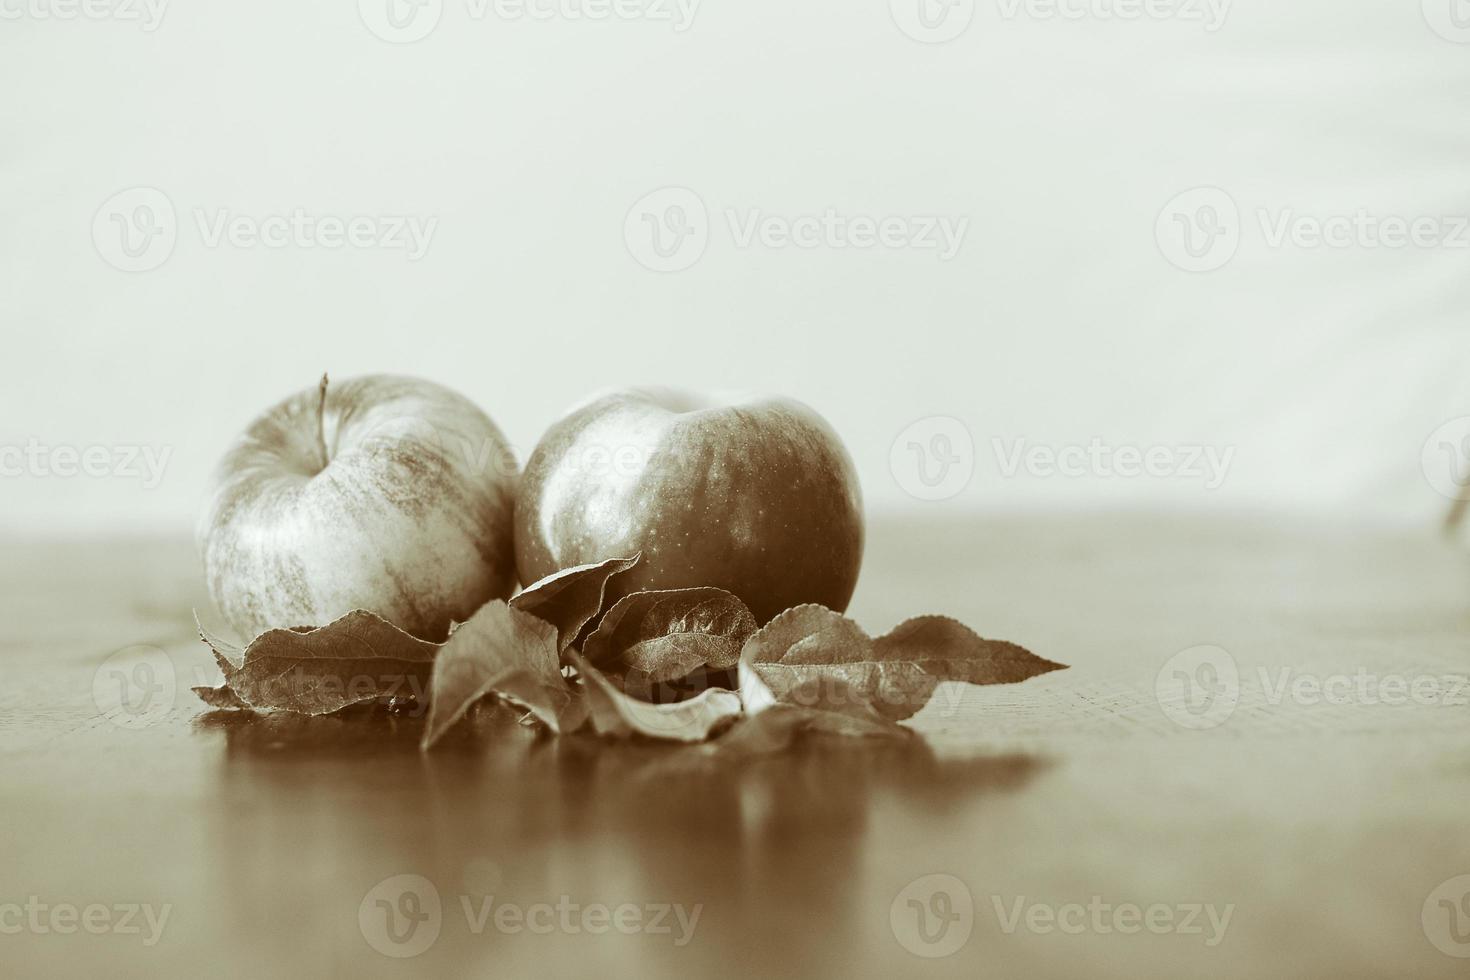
(513, 388, 864, 624)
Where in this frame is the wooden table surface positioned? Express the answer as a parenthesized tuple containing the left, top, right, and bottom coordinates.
(4, 515, 1469, 979)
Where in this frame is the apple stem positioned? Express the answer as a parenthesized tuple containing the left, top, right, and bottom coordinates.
(315, 373, 330, 470)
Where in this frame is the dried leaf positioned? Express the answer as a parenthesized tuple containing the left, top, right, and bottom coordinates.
(421, 601, 579, 750)
(737, 652, 778, 714)
(713, 701, 905, 755)
(763, 676, 912, 736)
(750, 662, 937, 722)
(740, 604, 872, 664)
(872, 615, 1063, 685)
(707, 704, 812, 754)
(555, 690, 591, 734)
(509, 554, 640, 653)
(194, 612, 245, 669)
(191, 575, 1065, 753)
(620, 664, 739, 703)
(192, 684, 248, 709)
(569, 652, 742, 742)
(736, 660, 910, 739)
(582, 587, 756, 686)
(741, 605, 1063, 722)
(195, 608, 437, 715)
(742, 605, 926, 720)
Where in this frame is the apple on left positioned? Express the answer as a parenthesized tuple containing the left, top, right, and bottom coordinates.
(197, 374, 519, 642)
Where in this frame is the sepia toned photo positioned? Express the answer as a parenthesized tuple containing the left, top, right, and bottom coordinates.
(4, 2, 1469, 977)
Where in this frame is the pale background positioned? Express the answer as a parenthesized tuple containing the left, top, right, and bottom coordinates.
(3, 0, 1468, 534)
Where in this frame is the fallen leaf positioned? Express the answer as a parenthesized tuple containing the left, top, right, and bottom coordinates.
(194, 612, 245, 669)
(736, 651, 778, 714)
(195, 608, 438, 715)
(509, 555, 641, 654)
(582, 587, 756, 688)
(421, 601, 580, 750)
(712, 701, 905, 755)
(555, 690, 592, 734)
(736, 660, 910, 740)
(740, 604, 872, 665)
(742, 605, 1063, 722)
(872, 615, 1063, 686)
(191, 575, 1065, 752)
(617, 664, 740, 704)
(741, 605, 931, 721)
(192, 683, 248, 709)
(706, 704, 812, 754)
(748, 661, 938, 722)
(569, 652, 742, 742)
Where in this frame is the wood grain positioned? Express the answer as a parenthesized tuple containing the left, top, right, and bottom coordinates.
(2, 515, 1467, 978)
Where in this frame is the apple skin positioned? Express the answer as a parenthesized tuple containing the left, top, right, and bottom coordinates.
(514, 388, 864, 624)
(197, 374, 518, 642)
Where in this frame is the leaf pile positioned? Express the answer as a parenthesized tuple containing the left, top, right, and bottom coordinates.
(194, 553, 1066, 751)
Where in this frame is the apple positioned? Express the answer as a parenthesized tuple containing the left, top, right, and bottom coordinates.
(514, 388, 864, 624)
(197, 374, 518, 642)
